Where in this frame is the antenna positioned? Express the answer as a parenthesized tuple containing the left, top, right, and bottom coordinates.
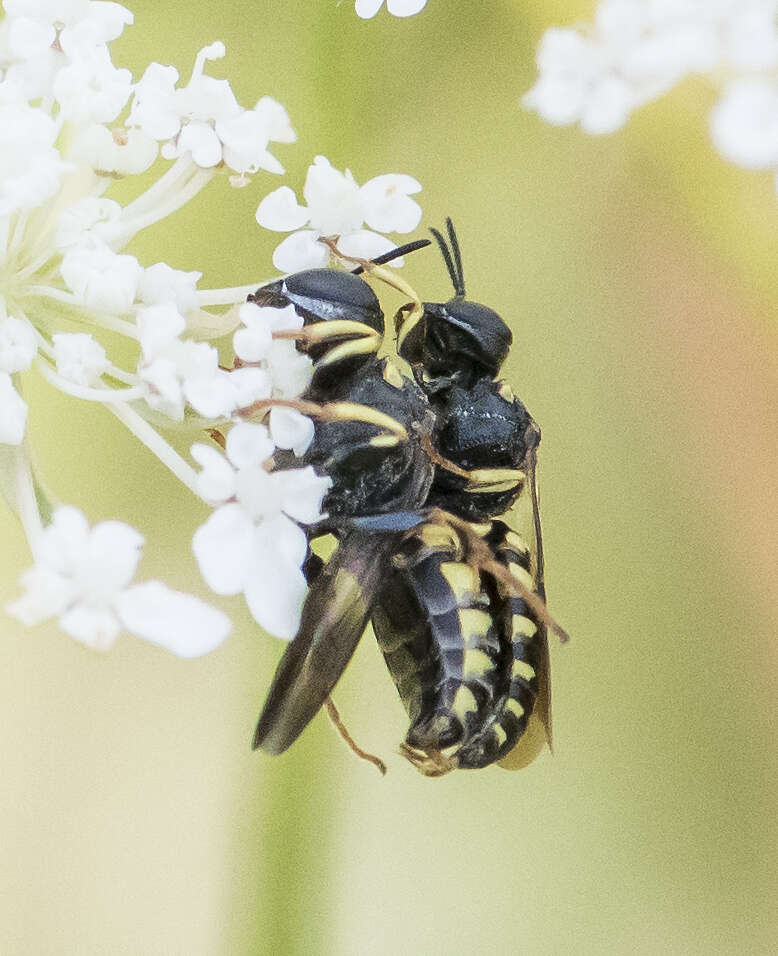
(445, 218, 466, 297)
(430, 221, 465, 297)
(350, 238, 431, 274)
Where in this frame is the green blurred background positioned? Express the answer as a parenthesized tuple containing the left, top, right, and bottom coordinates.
(1, 1, 776, 953)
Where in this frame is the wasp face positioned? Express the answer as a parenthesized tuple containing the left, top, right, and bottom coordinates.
(398, 297, 512, 390)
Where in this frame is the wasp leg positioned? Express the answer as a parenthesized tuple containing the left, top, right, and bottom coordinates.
(318, 235, 426, 343)
(240, 396, 409, 445)
(272, 321, 383, 370)
(423, 508, 570, 645)
(323, 697, 387, 776)
(418, 433, 526, 492)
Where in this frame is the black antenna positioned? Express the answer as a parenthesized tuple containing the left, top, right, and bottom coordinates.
(350, 238, 431, 274)
(445, 218, 465, 297)
(429, 226, 460, 296)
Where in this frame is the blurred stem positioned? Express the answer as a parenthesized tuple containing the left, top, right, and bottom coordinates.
(0, 443, 46, 554)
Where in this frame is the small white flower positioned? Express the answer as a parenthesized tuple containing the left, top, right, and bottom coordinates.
(256, 155, 422, 271)
(0, 102, 72, 216)
(710, 78, 778, 170)
(128, 43, 294, 174)
(136, 304, 270, 420)
(71, 122, 158, 176)
(138, 262, 202, 313)
(53, 332, 108, 386)
(192, 423, 330, 639)
(355, 0, 428, 18)
(6, 506, 231, 656)
(269, 407, 315, 457)
(234, 302, 314, 399)
(56, 197, 124, 250)
(60, 243, 142, 313)
(0, 316, 37, 374)
(53, 43, 133, 125)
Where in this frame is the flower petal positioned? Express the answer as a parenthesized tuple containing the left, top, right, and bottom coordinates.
(191, 442, 236, 503)
(360, 173, 422, 232)
(244, 519, 309, 639)
(59, 603, 121, 651)
(256, 185, 309, 231)
(116, 581, 231, 658)
(225, 421, 274, 470)
(387, 0, 428, 16)
(337, 229, 397, 263)
(269, 407, 315, 456)
(281, 467, 331, 524)
(271, 230, 330, 272)
(192, 503, 253, 595)
(355, 0, 384, 18)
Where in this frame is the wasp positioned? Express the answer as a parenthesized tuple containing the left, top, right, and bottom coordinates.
(248, 223, 559, 775)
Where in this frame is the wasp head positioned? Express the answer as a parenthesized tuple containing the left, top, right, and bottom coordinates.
(396, 219, 512, 391)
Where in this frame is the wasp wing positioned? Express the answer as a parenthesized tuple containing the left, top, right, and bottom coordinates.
(498, 444, 552, 769)
(253, 530, 397, 756)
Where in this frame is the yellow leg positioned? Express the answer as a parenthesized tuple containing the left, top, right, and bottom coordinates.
(238, 396, 409, 442)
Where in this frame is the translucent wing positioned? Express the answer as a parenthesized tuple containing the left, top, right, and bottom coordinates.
(498, 444, 552, 769)
(253, 530, 396, 755)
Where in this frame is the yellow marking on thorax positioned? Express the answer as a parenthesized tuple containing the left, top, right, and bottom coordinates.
(497, 381, 515, 403)
(457, 608, 493, 639)
(439, 561, 480, 598)
(511, 615, 538, 640)
(452, 685, 479, 721)
(492, 724, 508, 747)
(464, 648, 494, 678)
(511, 659, 536, 682)
(381, 360, 405, 389)
(506, 699, 526, 719)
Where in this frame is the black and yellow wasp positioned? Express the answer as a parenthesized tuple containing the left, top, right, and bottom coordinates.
(247, 222, 556, 776)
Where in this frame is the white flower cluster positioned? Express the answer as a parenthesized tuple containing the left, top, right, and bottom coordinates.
(354, 0, 428, 18)
(0, 3, 425, 655)
(257, 156, 422, 271)
(525, 0, 778, 184)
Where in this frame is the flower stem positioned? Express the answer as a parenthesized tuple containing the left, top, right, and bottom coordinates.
(115, 167, 214, 244)
(197, 282, 276, 306)
(13, 445, 44, 554)
(36, 359, 146, 403)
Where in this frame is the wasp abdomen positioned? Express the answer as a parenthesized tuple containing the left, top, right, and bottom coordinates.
(455, 522, 542, 769)
(373, 524, 509, 767)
